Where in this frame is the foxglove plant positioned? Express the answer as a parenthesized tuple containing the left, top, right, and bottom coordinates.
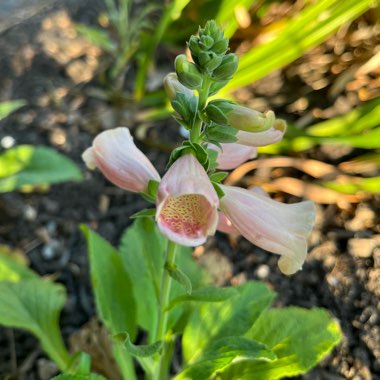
(0, 20, 340, 380)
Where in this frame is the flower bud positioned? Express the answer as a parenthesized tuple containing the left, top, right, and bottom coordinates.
(175, 55, 203, 89)
(199, 35, 214, 50)
(188, 35, 202, 57)
(212, 38, 229, 54)
(206, 100, 277, 133)
(163, 72, 194, 100)
(212, 54, 238, 81)
(198, 51, 223, 72)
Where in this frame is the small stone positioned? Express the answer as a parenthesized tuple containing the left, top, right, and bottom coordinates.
(345, 205, 376, 231)
(23, 204, 37, 221)
(41, 239, 62, 260)
(348, 237, 379, 258)
(256, 264, 270, 279)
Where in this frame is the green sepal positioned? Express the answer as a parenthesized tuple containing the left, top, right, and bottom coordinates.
(171, 92, 197, 126)
(209, 171, 228, 183)
(206, 124, 238, 144)
(130, 209, 156, 219)
(206, 148, 219, 172)
(166, 262, 192, 295)
(205, 104, 229, 125)
(113, 332, 162, 358)
(212, 182, 225, 199)
(140, 179, 160, 203)
(168, 141, 209, 171)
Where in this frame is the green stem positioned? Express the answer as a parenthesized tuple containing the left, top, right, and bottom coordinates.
(190, 76, 212, 143)
(153, 240, 177, 380)
(113, 343, 137, 380)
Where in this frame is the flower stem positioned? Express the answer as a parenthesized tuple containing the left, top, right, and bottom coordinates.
(190, 76, 212, 143)
(154, 240, 177, 380)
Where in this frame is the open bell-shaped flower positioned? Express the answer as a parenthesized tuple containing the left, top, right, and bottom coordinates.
(219, 185, 316, 275)
(156, 154, 219, 246)
(82, 127, 160, 193)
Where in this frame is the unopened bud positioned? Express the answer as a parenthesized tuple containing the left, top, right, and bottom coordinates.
(207, 100, 278, 132)
(175, 55, 203, 89)
(188, 35, 202, 57)
(163, 73, 194, 100)
(212, 38, 229, 54)
(199, 35, 214, 50)
(212, 54, 238, 81)
(229, 107, 276, 132)
(198, 51, 223, 72)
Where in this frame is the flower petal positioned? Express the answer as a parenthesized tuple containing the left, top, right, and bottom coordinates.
(236, 119, 286, 147)
(217, 212, 240, 236)
(219, 185, 315, 275)
(82, 127, 160, 193)
(209, 143, 257, 170)
(156, 154, 219, 246)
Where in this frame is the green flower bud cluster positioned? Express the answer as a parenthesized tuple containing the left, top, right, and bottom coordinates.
(174, 20, 238, 92)
(165, 20, 286, 156)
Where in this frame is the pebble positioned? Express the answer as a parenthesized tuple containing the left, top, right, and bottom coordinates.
(256, 264, 270, 279)
(345, 205, 376, 231)
(348, 237, 379, 258)
(41, 239, 62, 260)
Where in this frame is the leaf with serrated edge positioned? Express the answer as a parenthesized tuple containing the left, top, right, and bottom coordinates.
(182, 281, 275, 365)
(217, 307, 342, 380)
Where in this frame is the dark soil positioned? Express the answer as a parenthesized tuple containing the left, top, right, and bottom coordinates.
(0, 1, 379, 380)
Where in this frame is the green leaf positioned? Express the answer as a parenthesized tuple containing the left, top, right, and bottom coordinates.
(175, 336, 276, 379)
(182, 281, 276, 365)
(114, 332, 162, 358)
(119, 218, 207, 338)
(0, 145, 82, 193)
(75, 24, 115, 52)
(0, 279, 70, 370)
(130, 208, 156, 219)
(166, 286, 239, 311)
(217, 307, 342, 379)
(215, 0, 256, 38)
(224, 0, 374, 92)
(322, 177, 380, 195)
(81, 225, 137, 340)
(166, 263, 192, 295)
(307, 97, 380, 137)
(0, 252, 37, 282)
(0, 100, 26, 121)
(52, 374, 105, 380)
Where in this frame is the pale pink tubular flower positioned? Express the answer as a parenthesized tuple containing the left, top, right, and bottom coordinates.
(82, 127, 160, 193)
(217, 212, 240, 236)
(219, 185, 316, 275)
(209, 143, 257, 170)
(156, 154, 219, 247)
(236, 119, 286, 147)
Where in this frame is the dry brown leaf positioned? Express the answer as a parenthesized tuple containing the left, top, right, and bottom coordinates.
(69, 318, 122, 380)
(225, 157, 339, 185)
(263, 177, 359, 204)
